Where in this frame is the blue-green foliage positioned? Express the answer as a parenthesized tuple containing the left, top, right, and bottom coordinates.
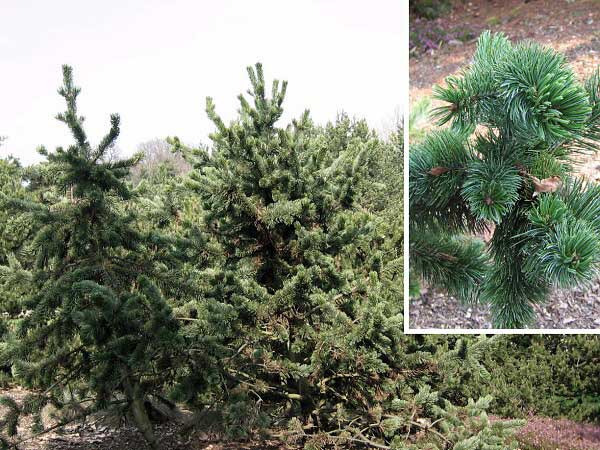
(0, 66, 182, 448)
(0, 63, 524, 450)
(411, 31, 600, 328)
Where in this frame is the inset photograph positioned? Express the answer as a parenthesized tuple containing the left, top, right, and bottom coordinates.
(408, 0, 600, 330)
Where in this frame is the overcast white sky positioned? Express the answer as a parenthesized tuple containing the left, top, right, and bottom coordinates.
(1, 0, 405, 165)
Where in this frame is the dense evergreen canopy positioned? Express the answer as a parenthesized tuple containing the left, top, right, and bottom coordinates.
(0, 62, 544, 449)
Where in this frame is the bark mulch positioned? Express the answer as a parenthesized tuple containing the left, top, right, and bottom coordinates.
(410, 284, 600, 329)
(410, 0, 600, 102)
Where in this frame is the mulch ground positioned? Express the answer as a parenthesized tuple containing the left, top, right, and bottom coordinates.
(410, 0, 600, 101)
(0, 388, 295, 450)
(410, 284, 600, 329)
(17, 424, 291, 450)
(3, 385, 600, 450)
(409, 0, 600, 329)
(7, 422, 293, 450)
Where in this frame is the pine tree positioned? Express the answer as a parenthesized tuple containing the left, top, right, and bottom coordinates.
(410, 31, 600, 327)
(0, 66, 182, 448)
(168, 64, 521, 448)
(169, 62, 385, 436)
(458, 335, 600, 422)
(0, 157, 33, 267)
(0, 153, 40, 390)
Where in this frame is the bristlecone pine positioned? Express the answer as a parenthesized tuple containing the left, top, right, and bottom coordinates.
(0, 66, 182, 449)
(410, 31, 600, 328)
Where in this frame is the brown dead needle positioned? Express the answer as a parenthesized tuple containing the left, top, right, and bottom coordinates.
(531, 175, 562, 194)
(428, 166, 450, 176)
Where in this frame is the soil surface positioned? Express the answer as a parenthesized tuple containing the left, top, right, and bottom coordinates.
(410, 0, 600, 329)
(515, 416, 600, 450)
(410, 0, 600, 102)
(410, 284, 600, 329)
(3, 387, 600, 450)
(0, 388, 295, 450)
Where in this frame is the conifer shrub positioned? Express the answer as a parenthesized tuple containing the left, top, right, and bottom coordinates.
(0, 158, 36, 341)
(459, 335, 600, 423)
(167, 64, 522, 449)
(0, 158, 33, 268)
(0, 66, 184, 448)
(409, 0, 452, 20)
(410, 31, 600, 328)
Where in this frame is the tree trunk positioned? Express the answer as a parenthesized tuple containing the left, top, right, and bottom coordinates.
(121, 369, 158, 449)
